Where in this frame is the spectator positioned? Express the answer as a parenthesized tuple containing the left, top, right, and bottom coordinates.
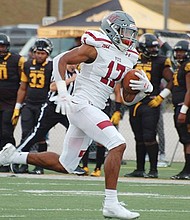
(0, 33, 25, 172)
(124, 33, 173, 178)
(170, 40, 190, 180)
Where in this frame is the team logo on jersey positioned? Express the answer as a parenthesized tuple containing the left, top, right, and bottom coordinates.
(102, 44, 110, 49)
(125, 51, 131, 57)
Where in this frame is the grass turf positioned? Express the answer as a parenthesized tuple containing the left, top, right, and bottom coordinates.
(0, 161, 189, 220)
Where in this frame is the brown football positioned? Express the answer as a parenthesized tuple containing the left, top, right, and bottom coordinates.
(122, 91, 137, 103)
(122, 69, 142, 94)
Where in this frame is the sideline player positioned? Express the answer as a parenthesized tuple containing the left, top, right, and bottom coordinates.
(0, 33, 25, 172)
(171, 40, 190, 180)
(124, 33, 173, 178)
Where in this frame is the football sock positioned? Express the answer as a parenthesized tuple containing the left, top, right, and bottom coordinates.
(95, 146, 105, 169)
(182, 153, 190, 173)
(104, 189, 118, 206)
(136, 143, 146, 171)
(38, 143, 48, 152)
(82, 148, 89, 167)
(146, 143, 159, 172)
(12, 152, 29, 164)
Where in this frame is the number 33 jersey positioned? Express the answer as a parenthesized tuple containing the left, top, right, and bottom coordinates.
(73, 30, 139, 109)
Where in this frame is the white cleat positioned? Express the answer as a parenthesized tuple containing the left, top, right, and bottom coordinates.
(103, 202, 140, 219)
(0, 143, 17, 166)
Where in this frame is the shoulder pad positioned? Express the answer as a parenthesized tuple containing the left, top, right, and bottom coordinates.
(185, 62, 190, 72)
(164, 57, 172, 67)
(81, 30, 112, 48)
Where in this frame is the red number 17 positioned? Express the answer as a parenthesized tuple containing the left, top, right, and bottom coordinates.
(100, 61, 125, 88)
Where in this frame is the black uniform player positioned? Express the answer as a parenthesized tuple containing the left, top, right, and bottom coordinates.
(0, 33, 25, 172)
(11, 63, 80, 174)
(171, 40, 190, 180)
(124, 33, 173, 178)
(11, 38, 53, 173)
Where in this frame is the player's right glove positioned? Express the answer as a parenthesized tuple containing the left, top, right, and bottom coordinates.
(54, 80, 72, 115)
(12, 103, 22, 126)
(129, 70, 153, 93)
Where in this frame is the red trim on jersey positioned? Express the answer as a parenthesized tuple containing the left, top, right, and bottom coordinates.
(128, 49, 139, 56)
(97, 120, 113, 130)
(78, 150, 86, 157)
(85, 31, 112, 44)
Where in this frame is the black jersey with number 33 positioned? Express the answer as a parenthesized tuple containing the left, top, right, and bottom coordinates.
(21, 59, 53, 104)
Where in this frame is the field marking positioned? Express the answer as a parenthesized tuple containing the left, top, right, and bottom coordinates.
(0, 173, 190, 185)
(1, 189, 190, 200)
(1, 207, 190, 213)
(0, 215, 25, 218)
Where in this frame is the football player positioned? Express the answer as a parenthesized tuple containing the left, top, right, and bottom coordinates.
(124, 33, 173, 178)
(11, 63, 79, 175)
(0, 11, 153, 219)
(0, 33, 25, 172)
(82, 83, 123, 177)
(11, 38, 53, 174)
(170, 40, 190, 180)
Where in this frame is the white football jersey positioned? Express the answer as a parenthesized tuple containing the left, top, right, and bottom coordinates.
(72, 30, 139, 109)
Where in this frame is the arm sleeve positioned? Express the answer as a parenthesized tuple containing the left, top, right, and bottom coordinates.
(52, 52, 67, 82)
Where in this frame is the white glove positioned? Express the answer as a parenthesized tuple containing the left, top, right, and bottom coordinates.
(54, 80, 72, 115)
(129, 70, 153, 93)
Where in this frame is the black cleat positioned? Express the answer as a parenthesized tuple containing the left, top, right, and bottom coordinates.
(124, 169, 146, 177)
(28, 166, 44, 175)
(171, 172, 190, 180)
(11, 164, 29, 174)
(0, 165, 10, 172)
(145, 171, 158, 178)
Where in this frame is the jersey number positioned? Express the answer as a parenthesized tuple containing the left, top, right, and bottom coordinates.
(100, 61, 125, 88)
(29, 72, 45, 88)
(0, 66, 8, 80)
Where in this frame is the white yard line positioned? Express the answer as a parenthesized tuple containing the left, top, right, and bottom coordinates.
(0, 173, 190, 185)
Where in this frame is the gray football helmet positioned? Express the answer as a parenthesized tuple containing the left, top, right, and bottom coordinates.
(101, 11, 138, 52)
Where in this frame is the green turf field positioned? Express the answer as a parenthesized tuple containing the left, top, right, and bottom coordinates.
(0, 161, 189, 220)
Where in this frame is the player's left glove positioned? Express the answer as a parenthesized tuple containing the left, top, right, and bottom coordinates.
(11, 103, 22, 126)
(54, 80, 72, 115)
(129, 70, 153, 93)
(111, 111, 121, 126)
(148, 88, 171, 108)
(148, 95, 163, 107)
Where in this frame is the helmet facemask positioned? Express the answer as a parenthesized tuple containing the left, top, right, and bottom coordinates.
(110, 22, 138, 52)
(34, 38, 53, 55)
(173, 40, 190, 64)
(139, 34, 160, 58)
(0, 34, 10, 58)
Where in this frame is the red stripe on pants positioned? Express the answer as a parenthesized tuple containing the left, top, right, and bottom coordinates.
(97, 120, 113, 130)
